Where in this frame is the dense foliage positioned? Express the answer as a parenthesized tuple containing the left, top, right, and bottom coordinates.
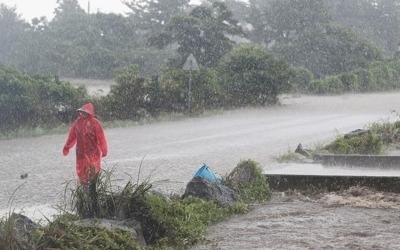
(324, 131, 383, 155)
(218, 44, 291, 106)
(1, 0, 399, 80)
(148, 2, 244, 68)
(3, 55, 400, 133)
(0, 65, 87, 131)
(323, 120, 400, 155)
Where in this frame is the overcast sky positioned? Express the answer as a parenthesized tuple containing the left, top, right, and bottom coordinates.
(1, 0, 202, 22)
(0, 0, 131, 21)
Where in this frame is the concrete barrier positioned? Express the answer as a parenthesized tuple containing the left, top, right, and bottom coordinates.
(313, 154, 400, 168)
(265, 153, 400, 192)
(266, 174, 400, 193)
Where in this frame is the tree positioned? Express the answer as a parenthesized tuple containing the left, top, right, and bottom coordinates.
(328, 0, 400, 58)
(218, 43, 291, 106)
(53, 0, 85, 20)
(244, 0, 274, 45)
(254, 0, 331, 45)
(148, 2, 244, 68)
(160, 67, 222, 112)
(222, 0, 252, 23)
(105, 64, 148, 120)
(123, 0, 190, 33)
(0, 4, 29, 64)
(48, 2, 148, 78)
(274, 24, 381, 78)
(247, 0, 382, 78)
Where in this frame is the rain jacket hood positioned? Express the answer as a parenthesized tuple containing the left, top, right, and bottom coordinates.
(76, 103, 94, 116)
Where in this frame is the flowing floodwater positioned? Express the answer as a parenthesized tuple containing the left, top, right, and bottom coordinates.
(193, 189, 400, 250)
(2, 92, 400, 249)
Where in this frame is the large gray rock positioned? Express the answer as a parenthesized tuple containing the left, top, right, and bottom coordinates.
(73, 218, 146, 245)
(295, 143, 310, 157)
(6, 213, 43, 250)
(182, 177, 239, 207)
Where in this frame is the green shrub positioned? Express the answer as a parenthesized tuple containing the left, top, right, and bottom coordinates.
(218, 44, 291, 106)
(106, 64, 150, 120)
(225, 159, 271, 203)
(35, 214, 144, 250)
(340, 72, 359, 92)
(324, 131, 383, 155)
(369, 61, 393, 91)
(289, 66, 314, 93)
(353, 68, 378, 92)
(0, 65, 88, 131)
(0, 212, 20, 250)
(147, 195, 225, 247)
(308, 75, 344, 94)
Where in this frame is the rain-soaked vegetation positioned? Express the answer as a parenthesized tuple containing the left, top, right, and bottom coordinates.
(322, 119, 400, 155)
(277, 118, 400, 163)
(0, 160, 268, 249)
(1, 0, 400, 248)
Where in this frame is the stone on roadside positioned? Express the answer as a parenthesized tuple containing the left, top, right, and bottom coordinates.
(182, 177, 238, 207)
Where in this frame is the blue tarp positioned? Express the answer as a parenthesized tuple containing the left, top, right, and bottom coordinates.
(194, 164, 222, 183)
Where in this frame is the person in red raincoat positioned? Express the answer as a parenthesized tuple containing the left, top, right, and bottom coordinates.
(62, 103, 108, 185)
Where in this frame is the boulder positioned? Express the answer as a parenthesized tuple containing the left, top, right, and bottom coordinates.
(226, 161, 258, 190)
(73, 217, 146, 246)
(182, 177, 238, 207)
(7, 213, 43, 249)
(295, 143, 310, 157)
(224, 159, 270, 202)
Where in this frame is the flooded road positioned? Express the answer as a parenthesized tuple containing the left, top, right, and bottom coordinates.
(2, 92, 400, 248)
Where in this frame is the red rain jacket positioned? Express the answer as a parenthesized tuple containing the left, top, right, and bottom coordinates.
(63, 103, 108, 184)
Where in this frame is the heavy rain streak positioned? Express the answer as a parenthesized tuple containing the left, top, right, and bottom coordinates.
(1, 0, 400, 249)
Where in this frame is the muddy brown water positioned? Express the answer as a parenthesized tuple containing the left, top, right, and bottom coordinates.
(2, 92, 400, 249)
(193, 190, 400, 249)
